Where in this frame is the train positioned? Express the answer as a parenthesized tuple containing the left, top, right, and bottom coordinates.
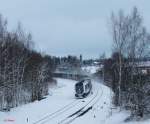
(75, 78, 92, 98)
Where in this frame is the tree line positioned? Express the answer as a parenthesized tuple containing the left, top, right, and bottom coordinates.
(0, 14, 58, 111)
(104, 7, 150, 120)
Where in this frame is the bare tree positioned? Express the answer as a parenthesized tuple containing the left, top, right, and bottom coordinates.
(0, 14, 56, 111)
(110, 7, 150, 118)
(110, 9, 129, 106)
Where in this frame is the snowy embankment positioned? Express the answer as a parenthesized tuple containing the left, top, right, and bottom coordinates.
(0, 78, 76, 124)
(1, 77, 150, 124)
(0, 78, 111, 124)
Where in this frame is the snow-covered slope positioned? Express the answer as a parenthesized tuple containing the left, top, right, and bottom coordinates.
(1, 78, 150, 124)
(0, 78, 110, 124)
(0, 78, 76, 124)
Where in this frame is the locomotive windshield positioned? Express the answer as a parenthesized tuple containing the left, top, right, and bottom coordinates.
(75, 81, 83, 94)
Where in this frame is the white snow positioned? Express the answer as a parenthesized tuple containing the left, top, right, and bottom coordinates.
(82, 66, 100, 74)
(1, 77, 150, 124)
(0, 78, 77, 124)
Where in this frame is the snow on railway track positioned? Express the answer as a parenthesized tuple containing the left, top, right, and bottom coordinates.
(32, 100, 80, 124)
(58, 83, 103, 124)
(34, 83, 100, 124)
(0, 78, 109, 124)
(33, 80, 102, 124)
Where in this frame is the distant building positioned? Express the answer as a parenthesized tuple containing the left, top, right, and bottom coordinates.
(79, 54, 83, 66)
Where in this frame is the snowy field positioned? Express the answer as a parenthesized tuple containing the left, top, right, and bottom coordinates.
(1, 78, 150, 124)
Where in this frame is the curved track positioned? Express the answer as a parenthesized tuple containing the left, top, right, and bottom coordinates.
(33, 80, 103, 124)
(59, 83, 103, 124)
(32, 99, 81, 124)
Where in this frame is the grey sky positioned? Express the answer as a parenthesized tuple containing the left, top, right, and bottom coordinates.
(0, 0, 150, 59)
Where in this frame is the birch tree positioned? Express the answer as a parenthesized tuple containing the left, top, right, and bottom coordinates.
(111, 10, 129, 106)
(110, 7, 150, 117)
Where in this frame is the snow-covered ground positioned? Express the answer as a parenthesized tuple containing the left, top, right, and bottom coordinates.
(0, 78, 77, 124)
(82, 65, 100, 74)
(1, 77, 150, 124)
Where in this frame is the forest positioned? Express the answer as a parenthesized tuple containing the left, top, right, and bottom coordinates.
(0, 14, 59, 111)
(0, 14, 83, 111)
(104, 7, 150, 120)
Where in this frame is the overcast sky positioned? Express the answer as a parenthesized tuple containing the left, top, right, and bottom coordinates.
(0, 0, 150, 59)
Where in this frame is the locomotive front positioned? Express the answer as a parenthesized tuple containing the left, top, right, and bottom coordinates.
(75, 78, 92, 98)
(75, 81, 84, 98)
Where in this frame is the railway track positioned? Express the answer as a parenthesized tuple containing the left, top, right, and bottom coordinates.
(32, 99, 80, 124)
(33, 81, 102, 124)
(33, 89, 96, 124)
(58, 84, 103, 124)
